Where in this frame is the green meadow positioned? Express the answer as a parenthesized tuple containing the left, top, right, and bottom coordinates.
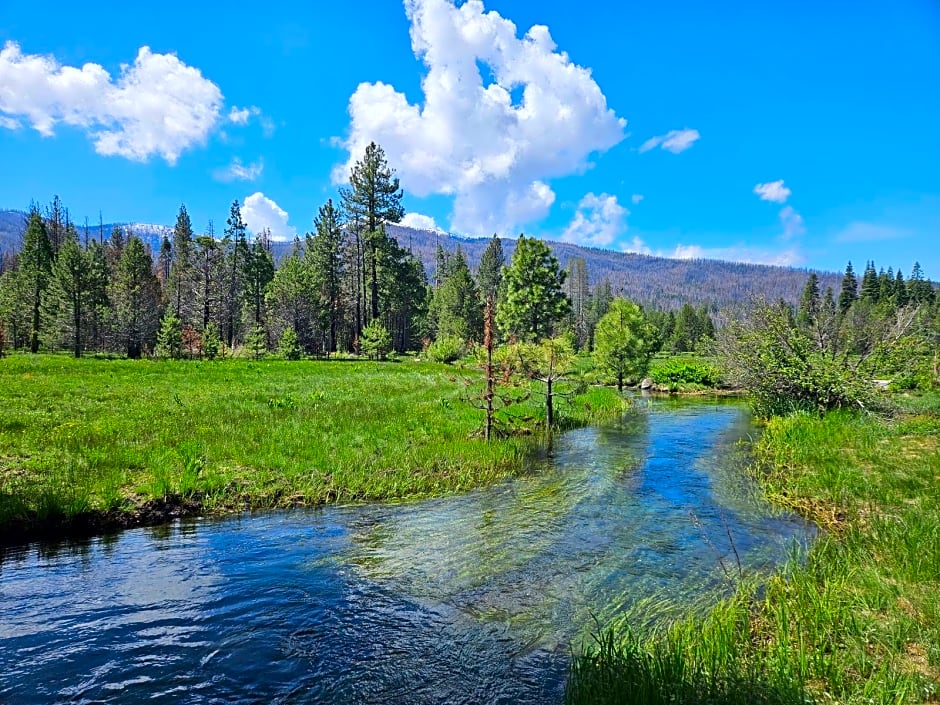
(0, 354, 624, 535)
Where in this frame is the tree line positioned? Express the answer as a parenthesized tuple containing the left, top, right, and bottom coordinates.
(0, 142, 716, 365)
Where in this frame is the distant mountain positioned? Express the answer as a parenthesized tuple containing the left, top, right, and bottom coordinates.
(0, 208, 838, 310)
(384, 224, 841, 311)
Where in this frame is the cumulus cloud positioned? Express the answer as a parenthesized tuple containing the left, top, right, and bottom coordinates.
(779, 205, 805, 239)
(638, 128, 700, 154)
(753, 180, 791, 204)
(562, 192, 627, 248)
(334, 0, 626, 235)
(0, 116, 21, 130)
(631, 194, 644, 205)
(621, 236, 652, 255)
(0, 41, 223, 163)
(401, 212, 443, 231)
(241, 192, 296, 241)
(214, 157, 263, 182)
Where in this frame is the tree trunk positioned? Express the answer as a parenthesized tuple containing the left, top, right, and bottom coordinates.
(617, 371, 623, 393)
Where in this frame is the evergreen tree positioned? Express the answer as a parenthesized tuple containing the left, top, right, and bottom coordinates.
(47, 224, 93, 356)
(168, 204, 195, 321)
(908, 262, 935, 305)
(278, 326, 302, 360)
(265, 252, 318, 353)
(838, 261, 858, 313)
(155, 311, 183, 359)
(497, 234, 570, 342)
(308, 199, 346, 353)
(797, 272, 821, 329)
(340, 142, 405, 322)
(245, 324, 267, 359)
(860, 261, 880, 303)
(380, 236, 428, 352)
(110, 236, 161, 358)
(360, 318, 392, 360)
(243, 232, 275, 327)
(428, 246, 482, 341)
(20, 209, 54, 353)
(594, 298, 656, 392)
(476, 234, 505, 304)
(893, 269, 908, 307)
(157, 236, 173, 288)
(223, 200, 250, 347)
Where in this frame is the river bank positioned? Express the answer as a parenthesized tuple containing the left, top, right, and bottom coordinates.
(566, 393, 940, 705)
(0, 355, 625, 548)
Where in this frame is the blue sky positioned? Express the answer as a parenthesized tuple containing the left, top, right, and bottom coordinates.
(1, 0, 938, 276)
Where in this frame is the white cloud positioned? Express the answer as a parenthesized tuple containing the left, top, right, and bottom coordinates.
(753, 180, 791, 204)
(639, 128, 700, 154)
(631, 193, 644, 205)
(779, 205, 805, 239)
(618, 234, 802, 266)
(562, 192, 627, 248)
(0, 116, 21, 130)
(228, 105, 261, 125)
(834, 222, 911, 243)
(621, 236, 652, 255)
(334, 0, 626, 236)
(669, 243, 803, 266)
(241, 192, 296, 242)
(0, 41, 224, 163)
(400, 212, 443, 231)
(214, 157, 263, 183)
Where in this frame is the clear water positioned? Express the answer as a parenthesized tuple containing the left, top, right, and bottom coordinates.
(0, 398, 811, 704)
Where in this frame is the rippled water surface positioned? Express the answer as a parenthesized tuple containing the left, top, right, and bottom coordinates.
(0, 398, 810, 704)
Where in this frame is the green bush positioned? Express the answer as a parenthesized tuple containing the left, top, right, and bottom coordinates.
(426, 335, 465, 363)
(649, 357, 722, 387)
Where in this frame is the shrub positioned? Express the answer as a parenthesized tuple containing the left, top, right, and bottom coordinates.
(426, 335, 465, 363)
(649, 357, 722, 387)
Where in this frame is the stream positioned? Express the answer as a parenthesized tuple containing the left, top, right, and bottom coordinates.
(0, 397, 811, 704)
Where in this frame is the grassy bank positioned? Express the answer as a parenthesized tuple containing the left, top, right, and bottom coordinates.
(0, 355, 624, 544)
(567, 395, 940, 705)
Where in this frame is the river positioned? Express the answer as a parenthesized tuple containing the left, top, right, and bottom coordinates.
(0, 397, 811, 704)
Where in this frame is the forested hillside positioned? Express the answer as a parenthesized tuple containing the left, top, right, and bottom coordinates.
(2, 208, 842, 313)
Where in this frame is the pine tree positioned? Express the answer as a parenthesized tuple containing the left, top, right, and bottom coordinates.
(593, 298, 655, 392)
(110, 236, 161, 358)
(476, 234, 505, 304)
(308, 199, 346, 353)
(838, 261, 858, 314)
(360, 319, 392, 360)
(265, 252, 318, 353)
(168, 204, 195, 321)
(243, 232, 275, 327)
(278, 326, 302, 360)
(428, 246, 482, 341)
(797, 273, 821, 329)
(47, 224, 93, 356)
(20, 208, 54, 353)
(340, 142, 405, 322)
(860, 261, 880, 302)
(155, 311, 183, 359)
(497, 235, 570, 342)
(223, 201, 250, 347)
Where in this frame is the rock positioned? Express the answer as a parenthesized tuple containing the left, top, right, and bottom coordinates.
(640, 378, 654, 390)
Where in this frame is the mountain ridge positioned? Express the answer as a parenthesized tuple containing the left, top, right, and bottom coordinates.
(0, 208, 839, 310)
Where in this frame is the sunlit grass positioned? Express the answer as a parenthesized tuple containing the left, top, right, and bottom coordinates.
(0, 354, 626, 530)
(567, 393, 940, 705)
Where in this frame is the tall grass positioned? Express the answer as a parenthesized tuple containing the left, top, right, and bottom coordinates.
(568, 394, 940, 705)
(0, 355, 625, 532)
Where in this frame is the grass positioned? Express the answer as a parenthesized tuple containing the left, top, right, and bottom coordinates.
(567, 392, 940, 705)
(0, 354, 626, 536)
